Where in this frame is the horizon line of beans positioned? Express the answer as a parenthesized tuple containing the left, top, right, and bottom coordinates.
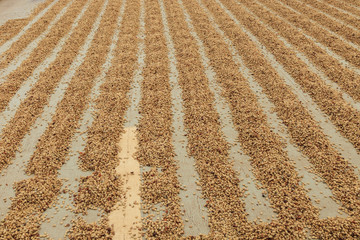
(256, 0, 360, 69)
(0, 0, 89, 112)
(163, 0, 250, 237)
(209, 0, 360, 237)
(299, 0, 360, 30)
(220, 0, 360, 165)
(0, 0, 70, 71)
(0, 0, 54, 46)
(208, 0, 360, 218)
(322, 0, 360, 17)
(277, 0, 360, 48)
(238, 0, 360, 109)
(183, 0, 318, 238)
(0, 0, 109, 238)
(73, 0, 141, 236)
(0, 0, 103, 173)
(138, 0, 183, 237)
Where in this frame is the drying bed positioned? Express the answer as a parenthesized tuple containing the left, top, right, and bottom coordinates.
(0, 0, 360, 238)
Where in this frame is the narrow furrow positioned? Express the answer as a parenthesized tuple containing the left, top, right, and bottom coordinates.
(276, 0, 360, 48)
(320, 0, 360, 19)
(255, 0, 360, 69)
(181, 0, 276, 226)
(321, 0, 360, 17)
(137, 0, 183, 238)
(197, 0, 347, 222)
(209, 0, 360, 237)
(72, 0, 142, 237)
(26, 0, 123, 177)
(0, 0, 63, 58)
(0, 0, 89, 113)
(39, 1, 127, 236)
(236, 9, 360, 191)
(299, 0, 360, 30)
(0, 0, 71, 72)
(266, 15, 360, 76)
(236, 0, 360, 107)
(0, 0, 90, 151)
(206, 0, 360, 217)
(217, 4, 360, 233)
(163, 0, 249, 237)
(235, 4, 360, 112)
(277, 0, 360, 54)
(183, 0, 319, 237)
(159, 0, 210, 235)
(0, 0, 74, 80)
(78, 0, 140, 172)
(212, 1, 360, 160)
(0, 0, 110, 237)
(0, 0, 54, 46)
(105, 1, 144, 238)
(0, 0, 105, 172)
(36, 0, 126, 228)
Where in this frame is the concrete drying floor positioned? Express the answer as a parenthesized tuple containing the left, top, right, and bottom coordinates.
(0, 0, 46, 25)
(1, 0, 360, 238)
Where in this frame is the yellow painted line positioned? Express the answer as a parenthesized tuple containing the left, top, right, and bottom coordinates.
(109, 127, 141, 240)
